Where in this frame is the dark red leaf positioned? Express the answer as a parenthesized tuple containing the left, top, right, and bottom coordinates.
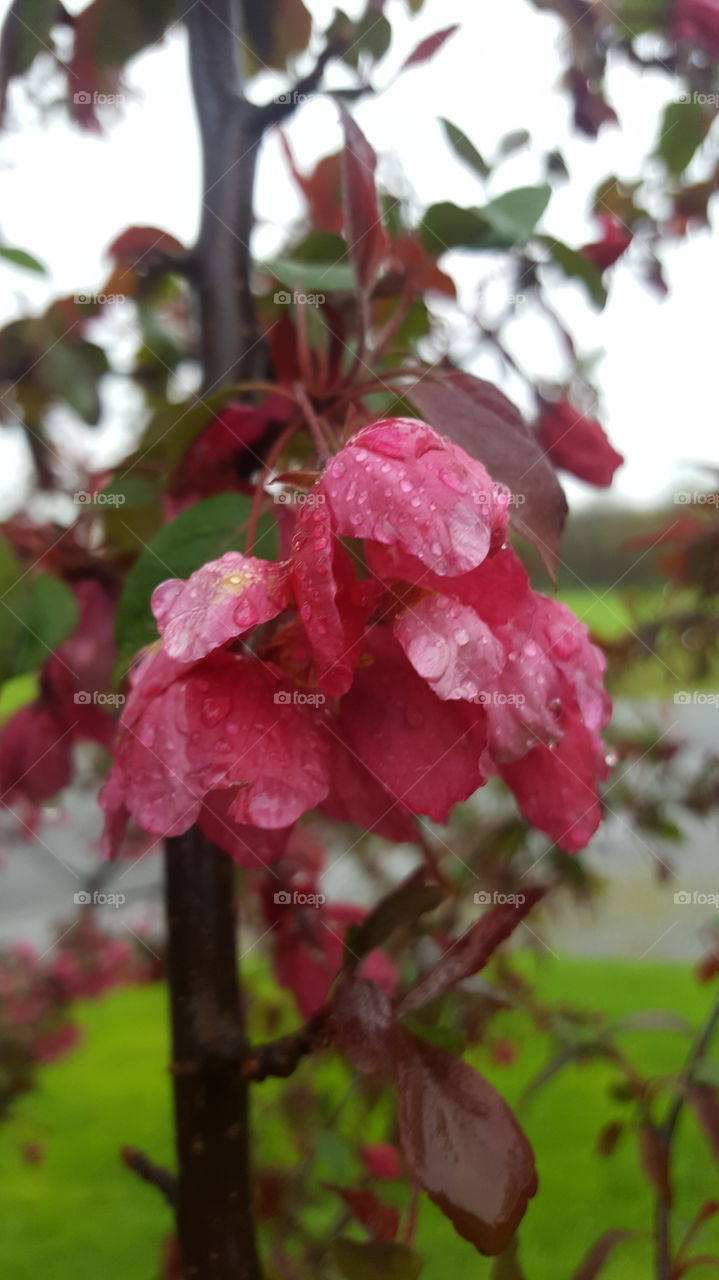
(345, 871, 444, 968)
(325, 1184, 399, 1242)
(408, 371, 568, 579)
(570, 1229, 638, 1279)
(688, 1086, 719, 1166)
(395, 1031, 537, 1255)
(397, 888, 545, 1018)
(401, 24, 458, 70)
(107, 225, 185, 266)
(638, 1125, 671, 1208)
(331, 975, 396, 1077)
(340, 108, 388, 293)
(675, 1201, 719, 1275)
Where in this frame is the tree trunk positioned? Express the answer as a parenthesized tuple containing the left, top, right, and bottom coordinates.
(165, 3, 265, 1275)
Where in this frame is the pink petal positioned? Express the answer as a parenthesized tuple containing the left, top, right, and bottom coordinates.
(499, 707, 608, 852)
(339, 628, 487, 822)
(394, 593, 504, 701)
(322, 419, 510, 577)
(152, 551, 291, 662)
(290, 499, 365, 695)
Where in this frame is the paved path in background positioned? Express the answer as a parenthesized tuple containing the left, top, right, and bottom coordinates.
(1, 701, 717, 959)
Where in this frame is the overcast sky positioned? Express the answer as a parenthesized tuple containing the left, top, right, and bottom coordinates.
(0, 0, 716, 516)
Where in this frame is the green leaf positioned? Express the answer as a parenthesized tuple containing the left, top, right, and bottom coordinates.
(544, 238, 607, 309)
(656, 100, 709, 175)
(0, 563, 78, 683)
(42, 340, 109, 425)
(0, 247, 47, 274)
(259, 257, 355, 294)
(419, 202, 489, 253)
(438, 118, 490, 179)
(497, 128, 530, 159)
(331, 1239, 423, 1280)
(333, 10, 391, 67)
(403, 1018, 465, 1054)
(619, 0, 671, 33)
(0, 672, 39, 725)
(94, 0, 177, 67)
(692, 1059, 719, 1089)
(480, 185, 551, 246)
(13, 575, 78, 675)
(114, 493, 279, 668)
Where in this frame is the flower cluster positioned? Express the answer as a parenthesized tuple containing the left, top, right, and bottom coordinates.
(101, 419, 611, 861)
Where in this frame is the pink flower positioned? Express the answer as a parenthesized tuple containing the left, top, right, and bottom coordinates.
(321, 419, 510, 576)
(537, 400, 624, 488)
(103, 417, 613, 857)
(669, 0, 719, 57)
(580, 214, 632, 271)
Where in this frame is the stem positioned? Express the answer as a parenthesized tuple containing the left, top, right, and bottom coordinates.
(654, 993, 719, 1280)
(166, 830, 261, 1280)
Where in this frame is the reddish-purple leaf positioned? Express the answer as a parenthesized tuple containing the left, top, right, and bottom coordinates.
(331, 975, 396, 1077)
(397, 888, 545, 1018)
(346, 872, 444, 967)
(340, 109, 388, 293)
(638, 1125, 671, 1208)
(675, 1200, 719, 1275)
(570, 1230, 638, 1280)
(325, 1184, 399, 1242)
(688, 1086, 719, 1166)
(401, 25, 458, 71)
(395, 1031, 537, 1255)
(673, 1257, 719, 1276)
(408, 371, 568, 580)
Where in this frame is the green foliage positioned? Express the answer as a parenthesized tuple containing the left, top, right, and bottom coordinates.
(656, 100, 711, 176)
(0, 247, 46, 273)
(0, 957, 716, 1279)
(0, 537, 78, 683)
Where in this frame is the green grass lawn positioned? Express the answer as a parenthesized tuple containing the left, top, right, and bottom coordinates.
(1, 954, 717, 1279)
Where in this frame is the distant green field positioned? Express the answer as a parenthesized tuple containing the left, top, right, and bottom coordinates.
(1, 954, 717, 1280)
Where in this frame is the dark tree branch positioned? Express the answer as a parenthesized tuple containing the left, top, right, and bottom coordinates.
(165, 830, 262, 1280)
(242, 1009, 332, 1083)
(654, 992, 719, 1280)
(121, 1145, 177, 1207)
